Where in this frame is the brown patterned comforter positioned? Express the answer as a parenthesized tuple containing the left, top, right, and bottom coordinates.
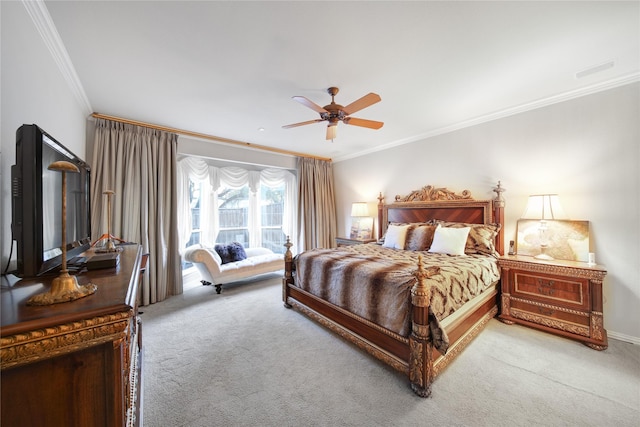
(293, 244, 500, 337)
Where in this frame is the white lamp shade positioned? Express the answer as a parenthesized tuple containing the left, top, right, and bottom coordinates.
(351, 202, 369, 217)
(522, 194, 568, 220)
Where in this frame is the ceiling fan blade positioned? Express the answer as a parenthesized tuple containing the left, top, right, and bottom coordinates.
(342, 93, 381, 115)
(282, 119, 324, 129)
(292, 96, 328, 114)
(343, 117, 384, 129)
(326, 124, 338, 140)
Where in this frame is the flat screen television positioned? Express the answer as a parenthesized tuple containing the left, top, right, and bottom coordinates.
(11, 124, 91, 277)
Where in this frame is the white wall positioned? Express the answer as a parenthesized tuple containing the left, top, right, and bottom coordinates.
(1, 2, 88, 271)
(334, 83, 640, 342)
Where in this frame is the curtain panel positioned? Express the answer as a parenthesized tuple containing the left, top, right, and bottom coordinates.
(296, 157, 337, 251)
(92, 118, 182, 305)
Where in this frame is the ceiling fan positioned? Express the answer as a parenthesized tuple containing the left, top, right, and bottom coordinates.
(283, 87, 383, 141)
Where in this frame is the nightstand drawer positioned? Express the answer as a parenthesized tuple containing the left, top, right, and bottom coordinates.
(336, 237, 376, 247)
(511, 270, 590, 311)
(510, 298, 590, 337)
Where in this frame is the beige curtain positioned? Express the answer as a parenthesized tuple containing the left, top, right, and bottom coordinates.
(296, 157, 337, 251)
(91, 118, 182, 305)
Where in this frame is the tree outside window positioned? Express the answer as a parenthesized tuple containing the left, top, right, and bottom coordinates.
(260, 184, 286, 254)
(216, 186, 249, 247)
(214, 184, 286, 254)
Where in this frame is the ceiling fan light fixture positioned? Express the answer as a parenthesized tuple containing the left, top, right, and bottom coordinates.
(326, 123, 338, 141)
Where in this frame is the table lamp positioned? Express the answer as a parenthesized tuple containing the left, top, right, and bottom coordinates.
(522, 194, 567, 260)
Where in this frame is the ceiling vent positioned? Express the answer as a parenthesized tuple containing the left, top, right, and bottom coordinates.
(575, 61, 615, 79)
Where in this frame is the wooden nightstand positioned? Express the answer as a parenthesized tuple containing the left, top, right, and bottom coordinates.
(498, 255, 608, 350)
(336, 237, 376, 247)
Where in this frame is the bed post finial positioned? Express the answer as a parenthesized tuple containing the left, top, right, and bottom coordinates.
(283, 236, 294, 307)
(378, 192, 385, 240)
(492, 181, 506, 255)
(412, 256, 432, 308)
(493, 181, 506, 208)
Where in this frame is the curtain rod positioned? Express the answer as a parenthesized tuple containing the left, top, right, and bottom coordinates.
(90, 112, 332, 162)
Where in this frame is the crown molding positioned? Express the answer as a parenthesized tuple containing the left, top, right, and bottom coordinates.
(22, 0, 93, 116)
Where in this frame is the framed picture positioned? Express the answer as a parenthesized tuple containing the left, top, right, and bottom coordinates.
(516, 219, 590, 262)
(350, 217, 374, 240)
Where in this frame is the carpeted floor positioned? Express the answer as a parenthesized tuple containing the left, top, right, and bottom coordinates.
(140, 274, 640, 427)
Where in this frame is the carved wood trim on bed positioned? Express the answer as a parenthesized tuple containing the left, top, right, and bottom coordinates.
(283, 182, 505, 397)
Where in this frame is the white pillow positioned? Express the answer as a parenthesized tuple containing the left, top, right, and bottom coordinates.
(382, 224, 409, 249)
(428, 225, 470, 255)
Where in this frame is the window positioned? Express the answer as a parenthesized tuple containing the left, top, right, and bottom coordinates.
(214, 183, 287, 254)
(216, 185, 249, 247)
(186, 179, 202, 248)
(177, 159, 295, 257)
(260, 183, 286, 254)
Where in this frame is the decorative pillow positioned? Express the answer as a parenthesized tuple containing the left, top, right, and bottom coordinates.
(405, 224, 437, 251)
(435, 221, 501, 256)
(379, 222, 431, 245)
(382, 224, 410, 249)
(207, 246, 223, 265)
(428, 225, 470, 256)
(214, 242, 247, 264)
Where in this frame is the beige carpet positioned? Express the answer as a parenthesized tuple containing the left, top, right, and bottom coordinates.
(141, 274, 639, 427)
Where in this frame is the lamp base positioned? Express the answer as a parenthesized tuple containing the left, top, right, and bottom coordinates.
(534, 245, 554, 261)
(27, 272, 97, 306)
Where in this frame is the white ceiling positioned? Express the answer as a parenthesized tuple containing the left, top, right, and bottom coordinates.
(43, 1, 639, 161)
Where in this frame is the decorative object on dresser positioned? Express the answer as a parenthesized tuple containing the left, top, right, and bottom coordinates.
(498, 254, 608, 350)
(283, 182, 506, 397)
(336, 236, 376, 247)
(1, 244, 145, 427)
(517, 219, 590, 262)
(26, 161, 97, 306)
(349, 202, 374, 240)
(520, 194, 568, 260)
(92, 189, 127, 252)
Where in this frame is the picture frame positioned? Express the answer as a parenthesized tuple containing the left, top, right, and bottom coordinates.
(350, 217, 374, 240)
(516, 219, 590, 262)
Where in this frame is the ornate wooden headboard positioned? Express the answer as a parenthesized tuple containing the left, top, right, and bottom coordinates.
(377, 182, 506, 255)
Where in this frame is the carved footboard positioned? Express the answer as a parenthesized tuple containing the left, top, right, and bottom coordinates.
(282, 238, 441, 397)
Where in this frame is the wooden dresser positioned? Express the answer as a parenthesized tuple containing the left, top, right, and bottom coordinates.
(1, 245, 144, 427)
(498, 254, 608, 350)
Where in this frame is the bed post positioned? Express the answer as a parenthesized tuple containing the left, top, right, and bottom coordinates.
(283, 236, 293, 308)
(409, 256, 439, 398)
(492, 181, 506, 255)
(377, 192, 384, 240)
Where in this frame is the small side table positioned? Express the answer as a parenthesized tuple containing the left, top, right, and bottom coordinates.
(498, 254, 608, 350)
(336, 237, 376, 247)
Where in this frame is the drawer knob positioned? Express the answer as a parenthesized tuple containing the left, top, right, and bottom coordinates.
(537, 279, 555, 296)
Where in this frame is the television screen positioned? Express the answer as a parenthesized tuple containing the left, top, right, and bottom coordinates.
(11, 125, 91, 277)
(41, 134, 89, 261)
